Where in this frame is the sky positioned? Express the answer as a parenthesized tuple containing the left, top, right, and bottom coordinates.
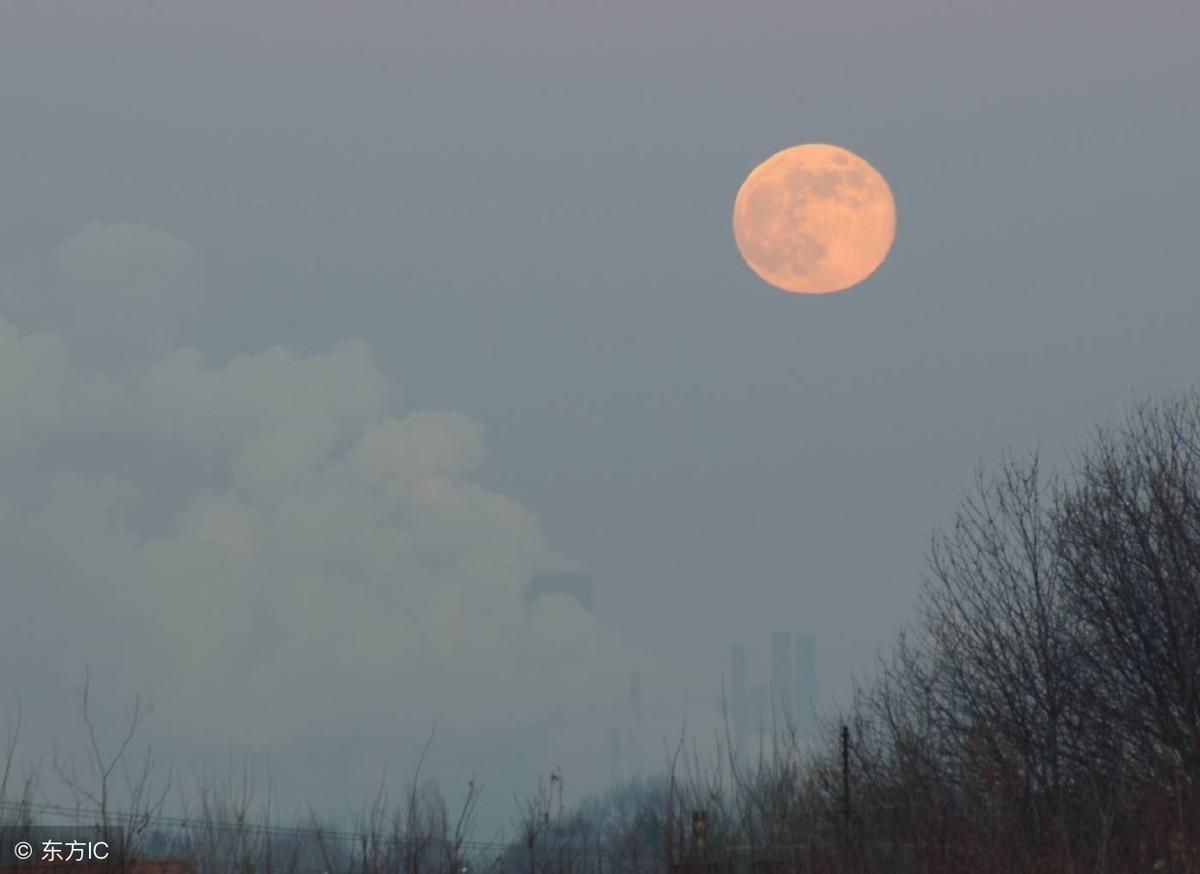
(1, 0, 1198, 831)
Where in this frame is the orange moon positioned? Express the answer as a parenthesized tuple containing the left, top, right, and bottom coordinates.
(732, 144, 896, 294)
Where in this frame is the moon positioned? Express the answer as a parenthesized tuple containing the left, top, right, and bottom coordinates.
(732, 144, 896, 294)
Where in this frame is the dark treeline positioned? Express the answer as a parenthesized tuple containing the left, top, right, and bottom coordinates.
(3, 388, 1199, 872)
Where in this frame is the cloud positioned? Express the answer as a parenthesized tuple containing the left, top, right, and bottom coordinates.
(137, 340, 391, 460)
(0, 313, 120, 448)
(0, 311, 687, 808)
(56, 221, 199, 311)
(37, 222, 202, 364)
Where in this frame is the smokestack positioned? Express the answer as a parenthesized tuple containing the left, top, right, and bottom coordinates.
(628, 671, 643, 776)
(608, 725, 622, 787)
(750, 683, 767, 734)
(731, 643, 748, 756)
(795, 632, 816, 738)
(770, 631, 793, 725)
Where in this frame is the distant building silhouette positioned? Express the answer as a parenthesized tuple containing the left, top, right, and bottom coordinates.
(795, 631, 816, 737)
(770, 631, 793, 724)
(750, 682, 767, 733)
(628, 671, 643, 776)
(731, 643, 748, 755)
(609, 724, 622, 786)
(525, 572, 593, 611)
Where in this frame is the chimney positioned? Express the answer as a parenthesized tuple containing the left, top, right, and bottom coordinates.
(608, 725, 622, 787)
(628, 671, 643, 776)
(731, 643, 748, 756)
(770, 631, 793, 725)
(795, 632, 816, 738)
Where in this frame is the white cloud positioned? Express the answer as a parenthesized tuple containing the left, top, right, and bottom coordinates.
(137, 341, 392, 479)
(0, 313, 120, 448)
(0, 312, 688, 806)
(56, 221, 199, 311)
(40, 222, 203, 365)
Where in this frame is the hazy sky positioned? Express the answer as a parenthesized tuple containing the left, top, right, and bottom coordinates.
(2, 0, 1198, 827)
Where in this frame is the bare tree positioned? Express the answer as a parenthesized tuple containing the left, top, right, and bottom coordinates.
(1057, 390, 1200, 812)
(920, 455, 1082, 835)
(0, 697, 39, 830)
(52, 668, 171, 857)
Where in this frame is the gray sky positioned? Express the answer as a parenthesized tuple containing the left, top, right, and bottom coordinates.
(2, 0, 1198, 828)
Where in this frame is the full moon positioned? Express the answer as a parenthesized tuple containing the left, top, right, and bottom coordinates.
(732, 143, 896, 294)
